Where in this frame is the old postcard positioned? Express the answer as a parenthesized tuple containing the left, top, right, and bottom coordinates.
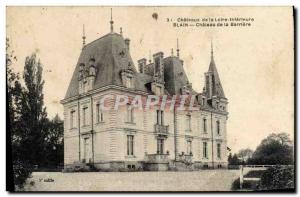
(6, 6, 295, 192)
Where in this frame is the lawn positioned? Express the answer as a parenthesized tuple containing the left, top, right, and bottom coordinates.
(23, 170, 241, 191)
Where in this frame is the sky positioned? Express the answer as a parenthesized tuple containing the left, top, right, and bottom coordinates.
(6, 6, 294, 153)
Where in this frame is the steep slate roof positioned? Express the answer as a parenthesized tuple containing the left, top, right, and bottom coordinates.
(207, 56, 226, 98)
(64, 31, 223, 100)
(64, 33, 150, 99)
(163, 57, 197, 95)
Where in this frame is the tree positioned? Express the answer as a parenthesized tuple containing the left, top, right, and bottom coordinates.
(43, 114, 64, 168)
(228, 153, 241, 165)
(7, 38, 32, 190)
(19, 54, 48, 166)
(250, 133, 294, 165)
(237, 148, 253, 164)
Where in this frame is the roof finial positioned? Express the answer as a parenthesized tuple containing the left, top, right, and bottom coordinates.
(110, 8, 114, 33)
(211, 38, 214, 61)
(120, 27, 123, 36)
(82, 24, 86, 48)
(149, 50, 152, 63)
(176, 38, 180, 58)
(171, 48, 174, 56)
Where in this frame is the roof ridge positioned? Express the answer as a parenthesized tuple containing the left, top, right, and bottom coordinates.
(83, 32, 121, 49)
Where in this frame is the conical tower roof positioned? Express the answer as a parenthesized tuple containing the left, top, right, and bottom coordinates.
(207, 45, 226, 98)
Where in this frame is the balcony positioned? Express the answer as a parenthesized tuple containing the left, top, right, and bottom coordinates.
(145, 153, 169, 164)
(154, 124, 169, 136)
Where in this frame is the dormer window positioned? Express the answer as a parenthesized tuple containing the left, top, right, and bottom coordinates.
(126, 76, 133, 88)
(121, 65, 135, 89)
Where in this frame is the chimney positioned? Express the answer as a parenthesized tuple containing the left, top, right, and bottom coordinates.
(138, 58, 147, 73)
(153, 52, 164, 81)
(125, 38, 130, 51)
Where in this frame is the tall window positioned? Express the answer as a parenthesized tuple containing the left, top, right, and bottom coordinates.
(156, 110, 164, 125)
(127, 135, 134, 156)
(217, 143, 221, 159)
(187, 140, 192, 155)
(96, 103, 103, 123)
(127, 104, 134, 123)
(216, 120, 220, 135)
(70, 109, 76, 129)
(203, 142, 208, 158)
(186, 114, 191, 131)
(157, 138, 164, 154)
(203, 118, 207, 133)
(82, 106, 88, 126)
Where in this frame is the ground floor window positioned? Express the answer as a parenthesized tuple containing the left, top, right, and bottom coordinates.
(83, 137, 90, 163)
(203, 141, 208, 158)
(217, 143, 221, 159)
(187, 140, 192, 155)
(127, 135, 134, 156)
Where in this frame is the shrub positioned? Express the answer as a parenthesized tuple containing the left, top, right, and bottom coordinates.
(260, 166, 294, 190)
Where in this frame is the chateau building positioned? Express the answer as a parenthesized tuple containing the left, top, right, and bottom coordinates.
(61, 14, 229, 171)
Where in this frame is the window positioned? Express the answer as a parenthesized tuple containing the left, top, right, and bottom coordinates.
(127, 135, 134, 156)
(217, 143, 221, 159)
(96, 103, 103, 123)
(203, 142, 208, 158)
(82, 106, 88, 126)
(126, 76, 132, 88)
(203, 118, 207, 133)
(216, 120, 221, 135)
(157, 138, 164, 154)
(70, 109, 76, 129)
(83, 138, 90, 163)
(186, 114, 191, 131)
(156, 110, 164, 125)
(187, 140, 192, 155)
(127, 104, 134, 123)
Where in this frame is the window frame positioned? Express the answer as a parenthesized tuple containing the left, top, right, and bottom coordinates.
(203, 118, 207, 133)
(70, 109, 76, 129)
(186, 114, 192, 131)
(82, 106, 88, 126)
(127, 135, 134, 156)
(217, 143, 221, 159)
(96, 103, 104, 123)
(216, 120, 221, 135)
(203, 141, 208, 158)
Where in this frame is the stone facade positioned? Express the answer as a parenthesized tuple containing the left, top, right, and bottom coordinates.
(61, 18, 228, 171)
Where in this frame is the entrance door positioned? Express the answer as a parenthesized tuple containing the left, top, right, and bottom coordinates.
(157, 138, 164, 154)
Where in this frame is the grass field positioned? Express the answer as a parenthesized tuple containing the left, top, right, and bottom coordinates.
(23, 170, 241, 191)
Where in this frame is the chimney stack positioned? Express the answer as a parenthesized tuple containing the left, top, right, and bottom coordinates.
(125, 38, 130, 51)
